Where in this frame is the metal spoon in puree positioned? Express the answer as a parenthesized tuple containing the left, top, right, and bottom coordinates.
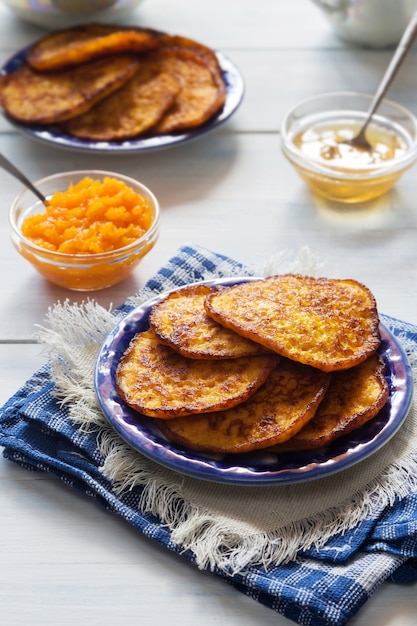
(0, 153, 47, 205)
(344, 10, 417, 151)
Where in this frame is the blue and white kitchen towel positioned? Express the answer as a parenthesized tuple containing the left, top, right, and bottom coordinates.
(1, 243, 416, 626)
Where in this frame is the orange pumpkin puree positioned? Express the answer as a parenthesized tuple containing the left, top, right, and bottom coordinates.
(21, 176, 153, 254)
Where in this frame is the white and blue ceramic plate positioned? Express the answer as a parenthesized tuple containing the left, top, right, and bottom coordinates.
(94, 277, 414, 486)
(0, 45, 244, 154)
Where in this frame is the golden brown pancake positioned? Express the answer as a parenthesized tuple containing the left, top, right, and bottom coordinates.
(270, 352, 389, 452)
(157, 358, 330, 453)
(63, 61, 180, 141)
(0, 54, 140, 125)
(205, 275, 381, 372)
(148, 284, 270, 359)
(149, 46, 226, 134)
(115, 330, 278, 419)
(26, 24, 159, 71)
(158, 32, 224, 74)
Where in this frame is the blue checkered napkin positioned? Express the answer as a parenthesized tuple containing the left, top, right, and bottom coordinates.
(0, 244, 416, 626)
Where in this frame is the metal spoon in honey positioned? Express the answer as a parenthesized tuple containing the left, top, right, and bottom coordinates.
(344, 10, 417, 152)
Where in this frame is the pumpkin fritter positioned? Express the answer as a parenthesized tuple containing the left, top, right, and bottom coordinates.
(26, 24, 159, 71)
(115, 330, 278, 419)
(158, 32, 224, 75)
(0, 54, 140, 125)
(270, 353, 389, 452)
(148, 284, 270, 359)
(0, 26, 228, 139)
(157, 358, 330, 454)
(149, 46, 226, 134)
(205, 275, 381, 372)
(63, 61, 181, 141)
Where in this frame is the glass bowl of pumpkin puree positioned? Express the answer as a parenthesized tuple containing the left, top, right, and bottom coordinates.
(9, 169, 160, 290)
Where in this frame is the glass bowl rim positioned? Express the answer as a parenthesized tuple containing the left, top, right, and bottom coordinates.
(8, 169, 160, 262)
(280, 90, 417, 178)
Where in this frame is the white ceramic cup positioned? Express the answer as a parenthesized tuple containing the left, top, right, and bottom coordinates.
(310, 0, 417, 47)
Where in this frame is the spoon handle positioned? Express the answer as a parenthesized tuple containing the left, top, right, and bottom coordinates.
(364, 11, 417, 127)
(0, 153, 46, 204)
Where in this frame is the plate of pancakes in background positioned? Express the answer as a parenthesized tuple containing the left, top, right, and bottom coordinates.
(94, 276, 413, 485)
(0, 24, 244, 154)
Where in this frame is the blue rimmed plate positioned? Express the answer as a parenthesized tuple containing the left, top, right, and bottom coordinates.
(0, 45, 244, 154)
(94, 277, 414, 486)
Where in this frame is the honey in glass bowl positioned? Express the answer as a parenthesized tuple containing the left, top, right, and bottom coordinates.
(281, 92, 417, 204)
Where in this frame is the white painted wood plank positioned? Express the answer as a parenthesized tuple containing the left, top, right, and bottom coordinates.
(0, 0, 337, 50)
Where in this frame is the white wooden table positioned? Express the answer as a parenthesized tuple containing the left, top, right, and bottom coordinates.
(1, 1, 416, 624)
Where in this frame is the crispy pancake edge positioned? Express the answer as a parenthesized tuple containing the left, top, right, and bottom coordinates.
(26, 24, 160, 71)
(0, 54, 141, 125)
(204, 274, 381, 372)
(148, 284, 271, 359)
(269, 353, 390, 452)
(157, 359, 331, 453)
(115, 330, 279, 418)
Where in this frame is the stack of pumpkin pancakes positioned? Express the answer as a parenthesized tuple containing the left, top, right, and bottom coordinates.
(115, 275, 389, 455)
(0, 24, 226, 141)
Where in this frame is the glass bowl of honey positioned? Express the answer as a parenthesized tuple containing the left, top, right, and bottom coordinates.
(280, 91, 417, 203)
